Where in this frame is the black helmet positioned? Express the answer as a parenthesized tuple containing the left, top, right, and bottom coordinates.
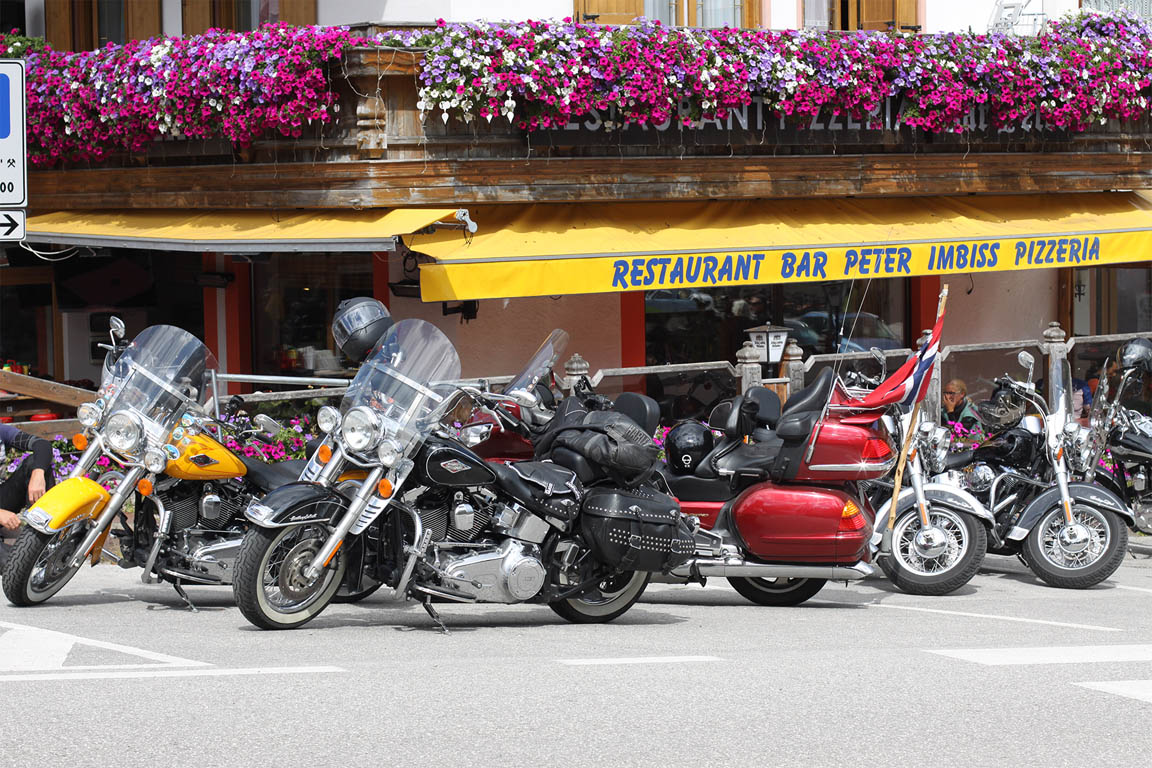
(332, 297, 393, 363)
(665, 420, 714, 476)
(975, 386, 1025, 432)
(1118, 338, 1152, 375)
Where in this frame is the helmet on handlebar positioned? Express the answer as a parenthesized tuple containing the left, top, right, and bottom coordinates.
(664, 420, 714, 476)
(1118, 337, 1152, 375)
(975, 385, 1025, 432)
(332, 297, 393, 364)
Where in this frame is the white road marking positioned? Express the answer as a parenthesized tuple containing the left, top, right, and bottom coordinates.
(0, 620, 207, 672)
(1112, 584, 1152, 595)
(929, 644, 1152, 666)
(1075, 680, 1152, 703)
(0, 666, 344, 682)
(560, 656, 721, 666)
(871, 604, 1122, 632)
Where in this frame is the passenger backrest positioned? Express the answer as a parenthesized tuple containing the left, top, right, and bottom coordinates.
(745, 386, 782, 428)
(613, 392, 660, 436)
(781, 367, 835, 417)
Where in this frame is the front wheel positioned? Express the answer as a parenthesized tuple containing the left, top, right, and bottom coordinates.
(233, 523, 347, 630)
(728, 576, 826, 606)
(550, 570, 649, 623)
(1023, 504, 1127, 589)
(879, 506, 988, 596)
(2, 525, 88, 606)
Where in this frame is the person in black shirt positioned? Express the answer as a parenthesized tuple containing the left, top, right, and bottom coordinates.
(0, 424, 55, 568)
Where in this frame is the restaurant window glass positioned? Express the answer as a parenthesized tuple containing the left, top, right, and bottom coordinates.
(252, 253, 373, 376)
(644, 278, 906, 421)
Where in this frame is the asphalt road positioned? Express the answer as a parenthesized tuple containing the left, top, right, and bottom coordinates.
(5, 552, 1152, 768)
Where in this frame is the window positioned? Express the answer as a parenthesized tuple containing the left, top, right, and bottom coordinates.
(803, 1, 833, 31)
(1082, 1, 1152, 23)
(45, 0, 160, 51)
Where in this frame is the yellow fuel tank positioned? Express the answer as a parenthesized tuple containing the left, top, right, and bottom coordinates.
(167, 431, 247, 480)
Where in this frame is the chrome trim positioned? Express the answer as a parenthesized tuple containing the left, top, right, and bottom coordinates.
(808, 455, 898, 473)
(1007, 525, 1031, 541)
(668, 557, 873, 580)
(140, 493, 172, 584)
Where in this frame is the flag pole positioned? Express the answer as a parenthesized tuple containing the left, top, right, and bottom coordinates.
(882, 285, 949, 549)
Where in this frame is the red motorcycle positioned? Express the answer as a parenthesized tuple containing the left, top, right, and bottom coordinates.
(652, 367, 890, 605)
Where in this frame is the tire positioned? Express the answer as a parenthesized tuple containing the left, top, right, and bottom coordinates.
(1023, 504, 1128, 589)
(879, 506, 988, 596)
(550, 570, 649, 624)
(232, 523, 347, 630)
(727, 576, 826, 606)
(2, 525, 88, 606)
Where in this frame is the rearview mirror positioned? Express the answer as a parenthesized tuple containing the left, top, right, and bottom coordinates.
(109, 316, 126, 340)
(870, 347, 887, 380)
(506, 387, 539, 409)
(1017, 350, 1035, 383)
(253, 414, 281, 435)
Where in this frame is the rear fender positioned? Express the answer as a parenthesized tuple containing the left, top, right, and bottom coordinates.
(1007, 482, 1132, 541)
(244, 481, 350, 529)
(870, 484, 994, 549)
(21, 477, 111, 534)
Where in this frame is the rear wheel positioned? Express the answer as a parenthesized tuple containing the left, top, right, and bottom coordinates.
(1024, 505, 1127, 589)
(550, 570, 649, 623)
(880, 506, 987, 596)
(233, 523, 346, 630)
(727, 576, 826, 606)
(2, 525, 88, 606)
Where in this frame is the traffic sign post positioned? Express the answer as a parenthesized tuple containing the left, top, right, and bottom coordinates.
(0, 59, 27, 211)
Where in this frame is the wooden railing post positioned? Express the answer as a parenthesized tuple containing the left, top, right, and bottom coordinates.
(736, 341, 763, 395)
(781, 337, 806, 399)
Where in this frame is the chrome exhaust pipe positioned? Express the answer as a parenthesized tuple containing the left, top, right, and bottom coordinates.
(668, 557, 874, 581)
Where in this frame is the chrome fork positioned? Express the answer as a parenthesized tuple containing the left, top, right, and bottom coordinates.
(68, 466, 147, 568)
(304, 465, 384, 580)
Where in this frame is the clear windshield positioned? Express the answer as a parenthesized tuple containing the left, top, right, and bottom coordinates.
(341, 319, 462, 446)
(103, 326, 218, 440)
(504, 329, 569, 399)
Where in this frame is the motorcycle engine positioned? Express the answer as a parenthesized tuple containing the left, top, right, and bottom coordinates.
(433, 539, 547, 603)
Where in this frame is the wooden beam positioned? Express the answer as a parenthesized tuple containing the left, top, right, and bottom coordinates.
(28, 152, 1152, 209)
(0, 370, 93, 406)
(11, 419, 81, 439)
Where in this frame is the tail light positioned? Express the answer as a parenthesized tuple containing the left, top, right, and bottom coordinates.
(838, 500, 867, 531)
(862, 437, 893, 460)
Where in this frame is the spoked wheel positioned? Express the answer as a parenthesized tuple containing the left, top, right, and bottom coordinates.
(233, 523, 346, 629)
(1024, 505, 1127, 589)
(550, 570, 649, 624)
(880, 507, 987, 596)
(2, 524, 88, 606)
(727, 576, 826, 606)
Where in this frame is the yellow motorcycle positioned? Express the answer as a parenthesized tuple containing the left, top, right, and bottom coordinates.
(1, 323, 302, 608)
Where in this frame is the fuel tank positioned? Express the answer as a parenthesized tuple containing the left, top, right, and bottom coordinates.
(167, 432, 247, 480)
(417, 437, 498, 487)
(731, 481, 872, 564)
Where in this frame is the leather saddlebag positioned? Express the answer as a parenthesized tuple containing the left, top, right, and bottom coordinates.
(580, 486, 695, 572)
(505, 461, 583, 522)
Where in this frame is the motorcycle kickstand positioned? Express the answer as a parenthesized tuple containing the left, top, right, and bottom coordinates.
(173, 580, 198, 612)
(421, 597, 449, 635)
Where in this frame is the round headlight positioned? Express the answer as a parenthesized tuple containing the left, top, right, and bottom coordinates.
(377, 437, 404, 466)
(144, 448, 168, 474)
(77, 402, 101, 428)
(341, 406, 381, 452)
(105, 411, 143, 454)
(317, 405, 341, 435)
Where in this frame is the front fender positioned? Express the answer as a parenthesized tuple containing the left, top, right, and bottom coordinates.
(870, 484, 994, 548)
(1007, 482, 1132, 541)
(21, 477, 111, 534)
(244, 481, 349, 529)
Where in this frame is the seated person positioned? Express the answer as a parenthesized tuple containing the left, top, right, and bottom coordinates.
(0, 424, 55, 568)
(941, 378, 980, 429)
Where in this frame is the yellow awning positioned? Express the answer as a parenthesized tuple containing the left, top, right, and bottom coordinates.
(25, 208, 463, 252)
(410, 192, 1152, 301)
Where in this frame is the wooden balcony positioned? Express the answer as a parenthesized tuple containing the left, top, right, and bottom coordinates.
(28, 47, 1152, 211)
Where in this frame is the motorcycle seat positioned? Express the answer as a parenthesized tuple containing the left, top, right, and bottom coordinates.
(239, 454, 302, 493)
(781, 367, 835, 416)
(708, 387, 782, 432)
(489, 460, 582, 521)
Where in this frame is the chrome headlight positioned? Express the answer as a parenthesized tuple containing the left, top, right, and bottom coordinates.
(77, 402, 102, 428)
(104, 411, 143, 454)
(377, 437, 404, 466)
(143, 448, 168, 474)
(317, 405, 341, 435)
(341, 406, 381, 452)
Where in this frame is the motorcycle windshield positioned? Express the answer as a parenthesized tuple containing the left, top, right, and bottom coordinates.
(504, 329, 569, 398)
(103, 326, 218, 442)
(341, 319, 462, 446)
